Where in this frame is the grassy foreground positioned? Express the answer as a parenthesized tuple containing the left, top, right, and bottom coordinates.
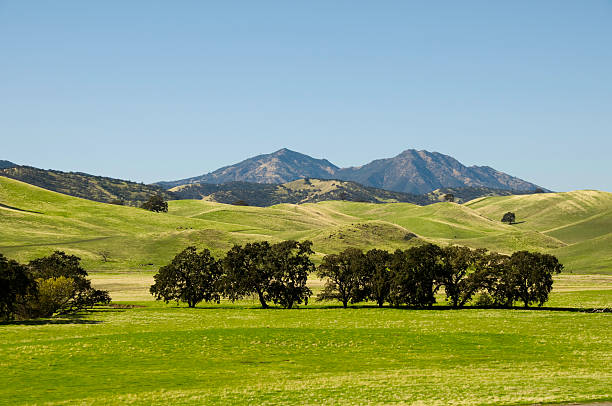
(1, 278, 611, 406)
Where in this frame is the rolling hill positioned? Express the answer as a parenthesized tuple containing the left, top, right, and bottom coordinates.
(159, 148, 545, 194)
(1, 177, 610, 274)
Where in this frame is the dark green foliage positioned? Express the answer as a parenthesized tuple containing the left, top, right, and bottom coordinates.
(316, 248, 366, 308)
(231, 200, 249, 206)
(363, 249, 393, 307)
(0, 254, 36, 321)
(501, 212, 516, 224)
(266, 240, 314, 308)
(222, 242, 273, 308)
(28, 251, 111, 316)
(141, 194, 168, 212)
(438, 246, 477, 307)
(506, 251, 563, 307)
(443, 193, 455, 202)
(388, 244, 443, 307)
(150, 246, 222, 308)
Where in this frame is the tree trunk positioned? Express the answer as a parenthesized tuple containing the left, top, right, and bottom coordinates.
(342, 299, 348, 308)
(257, 291, 268, 309)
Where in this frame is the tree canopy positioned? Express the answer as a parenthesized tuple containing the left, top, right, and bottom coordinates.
(141, 194, 168, 212)
(150, 246, 222, 307)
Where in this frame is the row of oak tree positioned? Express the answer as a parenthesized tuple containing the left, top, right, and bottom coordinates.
(150, 241, 563, 309)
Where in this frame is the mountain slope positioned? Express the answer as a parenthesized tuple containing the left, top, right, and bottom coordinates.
(335, 149, 543, 194)
(0, 160, 17, 169)
(170, 178, 431, 206)
(0, 166, 173, 205)
(158, 148, 338, 188)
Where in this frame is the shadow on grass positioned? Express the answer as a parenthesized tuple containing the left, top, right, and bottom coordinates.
(1, 317, 103, 326)
(0, 306, 131, 326)
(187, 304, 611, 313)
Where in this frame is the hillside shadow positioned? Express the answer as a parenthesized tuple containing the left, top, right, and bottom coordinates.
(0, 202, 42, 214)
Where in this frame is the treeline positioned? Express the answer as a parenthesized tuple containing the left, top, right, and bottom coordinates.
(150, 242, 563, 309)
(0, 252, 111, 321)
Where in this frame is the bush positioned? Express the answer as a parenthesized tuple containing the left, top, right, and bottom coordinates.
(472, 292, 494, 307)
(28, 251, 111, 314)
(34, 276, 76, 317)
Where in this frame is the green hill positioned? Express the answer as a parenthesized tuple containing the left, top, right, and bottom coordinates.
(1, 177, 610, 274)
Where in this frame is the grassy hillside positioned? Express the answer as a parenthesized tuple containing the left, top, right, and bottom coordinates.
(1, 177, 611, 273)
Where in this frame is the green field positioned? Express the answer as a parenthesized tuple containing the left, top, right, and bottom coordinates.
(1, 177, 611, 405)
(1, 280, 611, 405)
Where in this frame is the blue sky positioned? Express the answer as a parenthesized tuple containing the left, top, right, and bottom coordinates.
(1, 1, 611, 191)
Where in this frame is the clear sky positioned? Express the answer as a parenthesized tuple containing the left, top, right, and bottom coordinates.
(1, 1, 611, 191)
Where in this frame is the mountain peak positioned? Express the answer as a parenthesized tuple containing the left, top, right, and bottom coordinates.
(158, 148, 545, 194)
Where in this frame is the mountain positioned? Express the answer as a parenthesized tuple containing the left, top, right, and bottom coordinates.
(0, 164, 534, 208)
(158, 148, 338, 188)
(335, 149, 543, 194)
(0, 160, 17, 169)
(0, 166, 173, 205)
(170, 178, 432, 206)
(160, 148, 545, 195)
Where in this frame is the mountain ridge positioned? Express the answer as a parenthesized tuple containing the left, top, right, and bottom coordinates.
(159, 148, 545, 194)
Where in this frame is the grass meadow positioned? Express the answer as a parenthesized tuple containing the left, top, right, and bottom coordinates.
(1, 276, 611, 406)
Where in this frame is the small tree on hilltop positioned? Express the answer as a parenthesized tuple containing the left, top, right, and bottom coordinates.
(141, 195, 168, 213)
(150, 246, 222, 307)
(267, 240, 314, 309)
(501, 212, 516, 224)
(443, 193, 455, 203)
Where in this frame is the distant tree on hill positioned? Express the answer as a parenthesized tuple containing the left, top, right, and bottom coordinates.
(501, 212, 516, 224)
(150, 246, 222, 308)
(443, 193, 455, 202)
(141, 195, 168, 212)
